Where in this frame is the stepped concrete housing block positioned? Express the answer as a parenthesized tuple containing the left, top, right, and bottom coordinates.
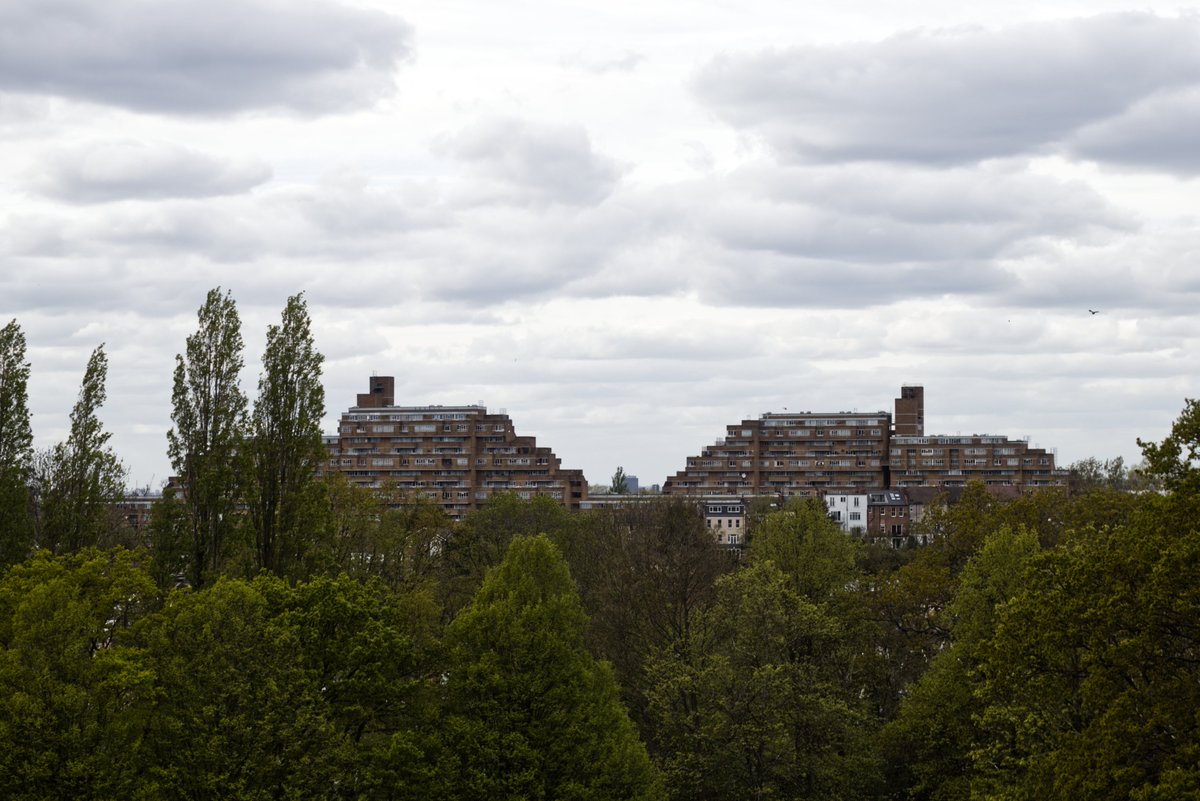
(664, 385, 1063, 499)
(322, 376, 587, 519)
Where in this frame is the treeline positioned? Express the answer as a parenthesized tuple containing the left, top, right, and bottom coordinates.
(0, 289, 328, 580)
(2, 463, 1199, 799)
(3, 293, 1200, 799)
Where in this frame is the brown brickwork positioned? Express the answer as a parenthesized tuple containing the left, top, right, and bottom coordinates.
(665, 386, 1064, 499)
(322, 377, 587, 519)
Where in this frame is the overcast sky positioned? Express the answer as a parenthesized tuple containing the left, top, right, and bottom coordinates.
(4, 0, 1199, 489)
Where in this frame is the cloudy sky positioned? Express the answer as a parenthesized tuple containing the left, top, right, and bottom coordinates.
(4, 0, 1199, 489)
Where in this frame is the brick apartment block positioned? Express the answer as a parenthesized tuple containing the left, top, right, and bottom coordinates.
(322, 376, 587, 519)
(664, 385, 1064, 499)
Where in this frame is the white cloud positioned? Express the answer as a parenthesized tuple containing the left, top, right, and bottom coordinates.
(559, 49, 646, 75)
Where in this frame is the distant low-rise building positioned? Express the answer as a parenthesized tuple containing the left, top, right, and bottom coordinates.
(868, 489, 910, 544)
(824, 492, 869, 533)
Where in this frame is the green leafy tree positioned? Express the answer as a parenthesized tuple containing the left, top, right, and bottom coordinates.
(315, 473, 384, 573)
(646, 560, 882, 801)
(247, 293, 327, 577)
(611, 466, 629, 494)
(282, 574, 445, 800)
(348, 481, 452, 589)
(971, 515, 1200, 801)
(1066, 456, 1130, 495)
(880, 525, 1040, 801)
(441, 535, 661, 801)
(0, 549, 159, 800)
(555, 498, 734, 737)
(1138, 398, 1200, 496)
(866, 482, 1007, 716)
(168, 288, 248, 588)
(439, 493, 578, 617)
(37, 345, 128, 553)
(145, 484, 194, 589)
(0, 320, 34, 567)
(134, 575, 345, 799)
(748, 496, 860, 605)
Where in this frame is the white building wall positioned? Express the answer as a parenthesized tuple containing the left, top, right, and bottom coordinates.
(825, 493, 868, 533)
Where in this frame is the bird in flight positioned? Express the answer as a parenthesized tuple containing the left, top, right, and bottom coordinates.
(1088, 309, 1100, 315)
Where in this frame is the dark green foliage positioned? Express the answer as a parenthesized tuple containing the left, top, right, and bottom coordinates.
(0, 319, 34, 567)
(554, 497, 735, 737)
(168, 288, 248, 588)
(647, 559, 882, 801)
(0, 549, 159, 800)
(438, 493, 579, 617)
(36, 345, 129, 553)
(1066, 455, 1133, 495)
(247, 293, 327, 578)
(280, 575, 445, 800)
(130, 571, 447, 800)
(134, 576, 346, 799)
(611, 466, 629, 494)
(1138, 398, 1200, 495)
(748, 495, 860, 604)
(145, 485, 192, 589)
(334, 480, 453, 591)
(442, 535, 662, 801)
(881, 526, 1041, 801)
(4, 390, 1199, 801)
(970, 517, 1200, 800)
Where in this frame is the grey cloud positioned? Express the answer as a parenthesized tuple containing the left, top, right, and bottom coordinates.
(741, 163, 1127, 231)
(0, 258, 289, 318)
(0, 93, 50, 130)
(0, 0, 412, 115)
(694, 13, 1200, 165)
(5, 201, 266, 263)
(440, 118, 623, 206)
(1068, 88, 1200, 174)
(684, 162, 1130, 306)
(97, 203, 267, 262)
(280, 170, 448, 246)
(694, 252, 1014, 308)
(31, 140, 272, 202)
(1001, 229, 1200, 315)
(7, 172, 448, 267)
(418, 209, 622, 304)
(3, 148, 1151, 319)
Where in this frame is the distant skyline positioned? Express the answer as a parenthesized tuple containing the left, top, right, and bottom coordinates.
(3, 0, 1199, 488)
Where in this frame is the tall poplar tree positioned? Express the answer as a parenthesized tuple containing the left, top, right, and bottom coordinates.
(168, 288, 247, 588)
(0, 320, 34, 566)
(38, 345, 127, 553)
(248, 293, 326, 576)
